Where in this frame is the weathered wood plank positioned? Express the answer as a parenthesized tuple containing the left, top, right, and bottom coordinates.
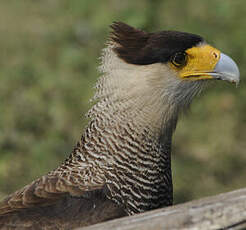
(77, 188, 246, 230)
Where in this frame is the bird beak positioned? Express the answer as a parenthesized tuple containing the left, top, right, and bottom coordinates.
(210, 53, 240, 86)
(179, 45, 240, 86)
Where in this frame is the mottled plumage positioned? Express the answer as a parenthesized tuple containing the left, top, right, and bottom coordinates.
(0, 22, 239, 229)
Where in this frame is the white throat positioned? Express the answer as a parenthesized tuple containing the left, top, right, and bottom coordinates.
(88, 43, 205, 138)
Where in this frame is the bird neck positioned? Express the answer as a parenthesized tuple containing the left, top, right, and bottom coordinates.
(82, 95, 176, 214)
(64, 45, 203, 214)
(89, 44, 182, 140)
(76, 45, 184, 214)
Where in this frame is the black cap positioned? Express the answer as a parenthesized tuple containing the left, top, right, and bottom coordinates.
(111, 22, 204, 65)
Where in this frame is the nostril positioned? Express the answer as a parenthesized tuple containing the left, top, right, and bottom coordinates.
(213, 52, 218, 59)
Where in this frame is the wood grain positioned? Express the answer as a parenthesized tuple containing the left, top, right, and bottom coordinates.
(78, 188, 246, 230)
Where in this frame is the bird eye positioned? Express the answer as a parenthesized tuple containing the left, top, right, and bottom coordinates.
(171, 52, 187, 67)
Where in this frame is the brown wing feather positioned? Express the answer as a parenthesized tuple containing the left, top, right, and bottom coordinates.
(0, 189, 126, 230)
(0, 172, 105, 215)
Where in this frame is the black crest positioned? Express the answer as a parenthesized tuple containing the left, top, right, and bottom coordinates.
(110, 22, 204, 65)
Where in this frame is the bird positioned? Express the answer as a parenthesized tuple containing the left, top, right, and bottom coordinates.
(0, 22, 240, 230)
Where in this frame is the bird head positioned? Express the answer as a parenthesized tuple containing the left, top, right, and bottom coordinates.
(94, 22, 240, 130)
(110, 22, 239, 86)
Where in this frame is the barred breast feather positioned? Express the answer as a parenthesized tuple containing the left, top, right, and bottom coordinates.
(0, 22, 205, 229)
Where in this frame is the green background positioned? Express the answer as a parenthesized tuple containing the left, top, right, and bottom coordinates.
(0, 0, 245, 204)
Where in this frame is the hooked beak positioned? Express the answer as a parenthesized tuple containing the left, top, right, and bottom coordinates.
(211, 53, 240, 85)
(179, 45, 240, 86)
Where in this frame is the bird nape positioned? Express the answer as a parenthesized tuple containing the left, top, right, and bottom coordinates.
(0, 22, 240, 229)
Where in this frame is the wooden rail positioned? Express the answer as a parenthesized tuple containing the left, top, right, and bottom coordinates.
(77, 188, 246, 230)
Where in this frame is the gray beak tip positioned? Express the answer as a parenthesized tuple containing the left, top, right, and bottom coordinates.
(214, 53, 240, 85)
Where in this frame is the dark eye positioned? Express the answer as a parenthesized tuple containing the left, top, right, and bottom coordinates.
(171, 52, 187, 67)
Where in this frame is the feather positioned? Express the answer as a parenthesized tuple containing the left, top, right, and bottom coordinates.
(0, 22, 206, 229)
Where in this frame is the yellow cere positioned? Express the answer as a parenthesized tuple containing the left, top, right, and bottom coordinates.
(174, 45, 221, 81)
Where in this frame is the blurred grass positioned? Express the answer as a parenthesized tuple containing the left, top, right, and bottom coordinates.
(0, 0, 245, 204)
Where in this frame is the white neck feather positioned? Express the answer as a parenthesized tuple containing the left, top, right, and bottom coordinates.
(88, 43, 205, 138)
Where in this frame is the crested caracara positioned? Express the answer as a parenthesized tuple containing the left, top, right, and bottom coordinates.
(0, 22, 240, 229)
